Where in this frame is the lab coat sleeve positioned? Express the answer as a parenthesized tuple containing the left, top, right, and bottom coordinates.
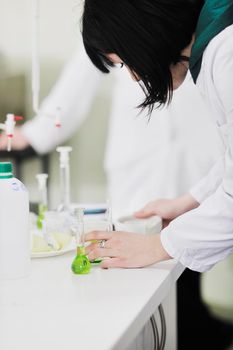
(160, 35, 233, 272)
(189, 155, 225, 203)
(22, 47, 103, 154)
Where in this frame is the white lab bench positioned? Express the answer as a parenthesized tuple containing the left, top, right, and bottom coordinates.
(0, 253, 184, 350)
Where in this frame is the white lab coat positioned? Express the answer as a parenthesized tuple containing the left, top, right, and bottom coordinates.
(161, 25, 233, 272)
(22, 46, 222, 218)
(105, 71, 223, 216)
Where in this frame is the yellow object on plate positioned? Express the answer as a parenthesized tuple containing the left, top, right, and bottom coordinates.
(32, 235, 54, 253)
(31, 232, 73, 258)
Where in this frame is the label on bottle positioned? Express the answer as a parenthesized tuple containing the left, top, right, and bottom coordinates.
(11, 182, 20, 191)
(11, 181, 27, 192)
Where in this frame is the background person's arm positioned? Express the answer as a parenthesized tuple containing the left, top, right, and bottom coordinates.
(0, 47, 102, 154)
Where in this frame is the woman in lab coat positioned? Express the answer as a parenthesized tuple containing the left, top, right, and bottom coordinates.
(82, 0, 233, 272)
(0, 27, 230, 349)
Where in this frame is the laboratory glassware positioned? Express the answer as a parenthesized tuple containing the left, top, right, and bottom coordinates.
(32, 0, 40, 113)
(36, 173, 48, 229)
(35, 175, 59, 249)
(43, 211, 72, 236)
(32, 0, 63, 133)
(56, 146, 72, 212)
(42, 211, 69, 250)
(0, 162, 30, 279)
(91, 200, 113, 264)
(71, 208, 91, 275)
(106, 199, 113, 232)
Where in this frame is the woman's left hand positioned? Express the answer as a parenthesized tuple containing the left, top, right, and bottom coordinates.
(85, 231, 171, 269)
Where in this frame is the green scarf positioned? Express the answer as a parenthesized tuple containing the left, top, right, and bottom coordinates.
(190, 0, 233, 83)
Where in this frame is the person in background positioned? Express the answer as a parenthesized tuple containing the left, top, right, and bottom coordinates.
(0, 44, 231, 349)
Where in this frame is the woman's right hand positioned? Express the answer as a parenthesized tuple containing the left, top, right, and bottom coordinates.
(134, 193, 199, 228)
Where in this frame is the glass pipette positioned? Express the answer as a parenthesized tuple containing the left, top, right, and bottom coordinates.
(56, 146, 72, 212)
(91, 200, 113, 264)
(106, 199, 113, 232)
(36, 174, 59, 249)
(36, 173, 48, 229)
(32, 0, 40, 113)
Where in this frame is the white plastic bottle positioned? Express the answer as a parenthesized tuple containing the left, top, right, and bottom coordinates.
(0, 162, 30, 279)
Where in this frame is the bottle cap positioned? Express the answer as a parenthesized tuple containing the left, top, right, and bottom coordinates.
(36, 173, 48, 190)
(56, 146, 72, 167)
(0, 162, 13, 179)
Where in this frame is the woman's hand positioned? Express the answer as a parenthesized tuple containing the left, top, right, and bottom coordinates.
(134, 194, 199, 228)
(85, 231, 171, 269)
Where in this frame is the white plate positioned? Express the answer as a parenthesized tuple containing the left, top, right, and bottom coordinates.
(31, 240, 76, 259)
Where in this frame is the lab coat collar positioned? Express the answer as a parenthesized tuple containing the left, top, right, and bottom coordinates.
(190, 0, 233, 83)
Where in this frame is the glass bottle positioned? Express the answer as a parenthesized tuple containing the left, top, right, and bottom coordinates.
(71, 208, 91, 275)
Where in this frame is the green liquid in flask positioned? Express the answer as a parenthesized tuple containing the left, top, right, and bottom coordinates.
(71, 246, 91, 275)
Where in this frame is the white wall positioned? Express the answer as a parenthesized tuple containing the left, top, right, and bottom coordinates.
(1, 0, 84, 115)
(1, 0, 80, 66)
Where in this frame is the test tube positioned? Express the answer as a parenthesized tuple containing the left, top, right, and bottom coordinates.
(106, 199, 113, 231)
(74, 207, 85, 247)
(36, 173, 48, 229)
(56, 146, 72, 212)
(32, 0, 40, 113)
(36, 174, 48, 209)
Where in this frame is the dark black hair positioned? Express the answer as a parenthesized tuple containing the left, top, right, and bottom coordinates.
(82, 0, 204, 112)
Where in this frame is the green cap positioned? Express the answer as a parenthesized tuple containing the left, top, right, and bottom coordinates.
(0, 162, 13, 179)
